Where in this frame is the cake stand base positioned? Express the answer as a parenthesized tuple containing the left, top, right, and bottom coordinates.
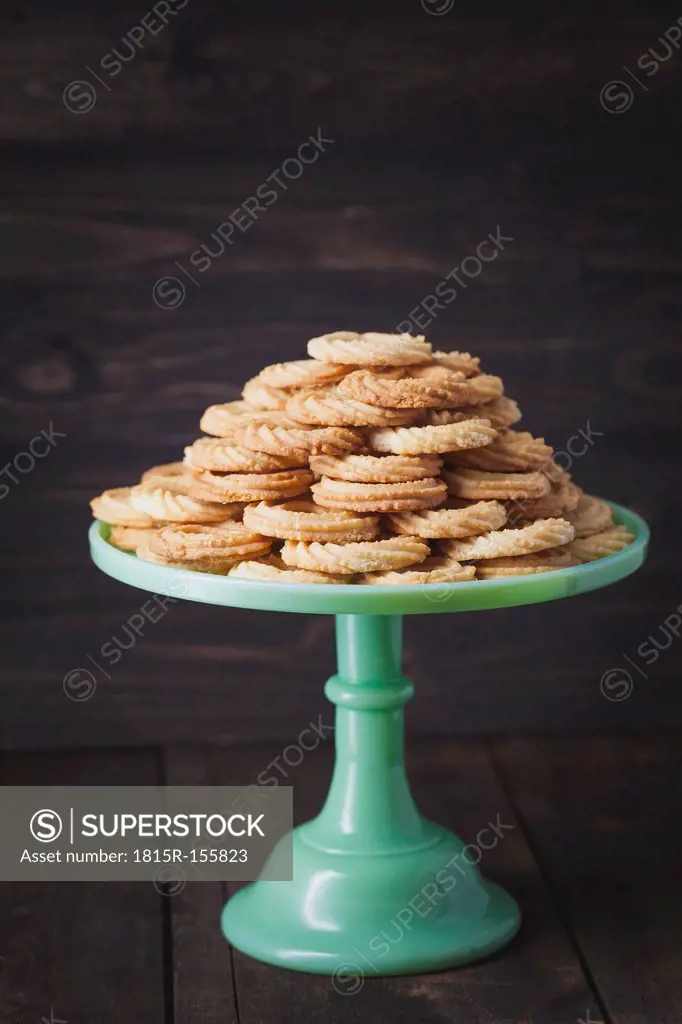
(221, 614, 520, 976)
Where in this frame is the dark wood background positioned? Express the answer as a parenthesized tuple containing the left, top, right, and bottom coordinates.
(1, 0, 681, 749)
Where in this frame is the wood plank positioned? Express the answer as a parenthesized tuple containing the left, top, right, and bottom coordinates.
(162, 746, 238, 1024)
(212, 738, 605, 1023)
(0, 748, 165, 1024)
(495, 735, 682, 1024)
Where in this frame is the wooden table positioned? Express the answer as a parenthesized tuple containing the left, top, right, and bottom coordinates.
(0, 735, 679, 1023)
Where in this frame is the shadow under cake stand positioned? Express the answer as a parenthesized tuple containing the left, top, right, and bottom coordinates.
(89, 501, 649, 977)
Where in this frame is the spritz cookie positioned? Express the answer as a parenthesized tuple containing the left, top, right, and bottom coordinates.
(280, 536, 429, 574)
(336, 368, 501, 410)
(237, 421, 364, 458)
(311, 475, 447, 512)
(367, 419, 497, 455)
(451, 430, 553, 472)
(188, 467, 313, 503)
(431, 350, 481, 376)
(285, 389, 416, 427)
(200, 403, 291, 438)
(444, 466, 551, 500)
(129, 477, 239, 523)
(242, 375, 290, 410)
(136, 534, 230, 574)
(441, 517, 575, 561)
(309, 453, 442, 484)
(406, 367, 504, 407)
(475, 549, 578, 578)
(258, 359, 349, 389)
(361, 558, 476, 585)
(91, 487, 155, 527)
(386, 499, 507, 538)
(109, 525, 157, 552)
(565, 493, 615, 538)
(508, 475, 580, 520)
(243, 500, 379, 542)
(184, 437, 304, 472)
(308, 331, 432, 366)
(140, 462, 187, 483)
(565, 525, 635, 563)
(229, 560, 350, 584)
(421, 397, 521, 430)
(150, 522, 271, 565)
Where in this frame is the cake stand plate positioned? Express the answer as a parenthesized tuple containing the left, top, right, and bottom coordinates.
(89, 502, 649, 977)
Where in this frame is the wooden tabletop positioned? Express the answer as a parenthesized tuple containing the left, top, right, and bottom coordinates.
(0, 734, 679, 1023)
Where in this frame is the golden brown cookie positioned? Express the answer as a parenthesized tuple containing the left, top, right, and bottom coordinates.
(420, 396, 521, 430)
(129, 476, 240, 523)
(229, 560, 350, 584)
(565, 525, 635, 563)
(307, 331, 432, 366)
(140, 462, 187, 483)
(336, 368, 494, 409)
(285, 389, 417, 427)
(258, 359, 349, 389)
(443, 466, 551, 500)
(440, 517, 575, 561)
(91, 487, 155, 528)
(184, 437, 304, 472)
(136, 534, 230, 574)
(188, 467, 314, 503)
(309, 453, 442, 483)
(241, 375, 290, 410)
(507, 475, 580, 521)
(109, 525, 158, 552)
(450, 430, 553, 472)
(280, 536, 429, 574)
(431, 350, 481, 376)
(200, 403, 292, 438)
(361, 558, 476, 585)
(366, 419, 497, 455)
(565, 493, 615, 538)
(386, 499, 507, 538)
(237, 421, 364, 458)
(311, 475, 447, 512)
(243, 499, 379, 542)
(150, 522, 271, 565)
(405, 367, 504, 407)
(475, 549, 578, 578)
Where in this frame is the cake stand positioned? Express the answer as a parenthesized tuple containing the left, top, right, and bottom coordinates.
(89, 502, 648, 976)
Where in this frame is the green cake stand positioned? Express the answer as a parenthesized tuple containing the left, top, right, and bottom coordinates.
(89, 502, 648, 977)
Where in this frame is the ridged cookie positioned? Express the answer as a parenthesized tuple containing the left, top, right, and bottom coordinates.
(238, 421, 364, 457)
(309, 453, 442, 483)
(311, 475, 447, 512)
(451, 430, 553, 472)
(441, 517, 574, 560)
(243, 499, 379, 542)
(307, 331, 432, 366)
(386, 499, 507, 538)
(367, 419, 497, 455)
(188, 468, 313, 503)
(281, 536, 429, 573)
(184, 437, 304, 472)
(444, 466, 551, 500)
(286, 389, 416, 427)
(91, 487, 155, 527)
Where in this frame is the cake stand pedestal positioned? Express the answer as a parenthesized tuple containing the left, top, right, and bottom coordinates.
(89, 502, 648, 977)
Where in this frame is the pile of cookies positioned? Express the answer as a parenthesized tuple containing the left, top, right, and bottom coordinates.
(90, 331, 635, 585)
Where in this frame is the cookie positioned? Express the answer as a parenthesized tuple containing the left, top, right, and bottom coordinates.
(308, 331, 432, 366)
(450, 430, 553, 472)
(243, 499, 380, 542)
(280, 536, 430, 573)
(311, 475, 447, 512)
(109, 525, 157, 552)
(431, 350, 481, 376)
(188, 467, 314, 503)
(361, 558, 477, 585)
(441, 517, 575, 560)
(136, 534, 230, 574)
(309, 453, 442, 483)
(129, 477, 240, 523)
(258, 359, 349, 389)
(140, 462, 187, 483)
(229, 560, 350, 584)
(286, 389, 417, 427)
(242, 375, 290, 410)
(367, 419, 497, 455)
(507, 476, 580, 521)
(149, 522, 271, 565)
(420, 397, 521, 430)
(475, 549, 579, 578)
(184, 437, 304, 472)
(237, 421, 365, 458)
(565, 525, 635, 563)
(200, 403, 291, 438)
(444, 466, 551, 500)
(386, 499, 507, 538)
(91, 487, 155, 528)
(565, 493, 615, 538)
